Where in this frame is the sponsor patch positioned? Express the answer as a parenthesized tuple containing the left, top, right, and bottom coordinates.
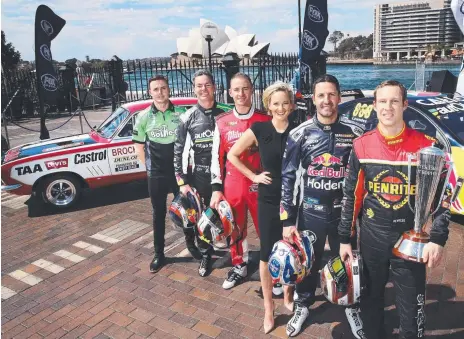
(45, 158, 68, 170)
(15, 164, 43, 176)
(75, 150, 107, 164)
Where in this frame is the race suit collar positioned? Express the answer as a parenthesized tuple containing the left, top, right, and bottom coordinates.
(197, 101, 217, 114)
(151, 101, 175, 114)
(314, 113, 340, 132)
(376, 122, 406, 146)
(233, 102, 255, 120)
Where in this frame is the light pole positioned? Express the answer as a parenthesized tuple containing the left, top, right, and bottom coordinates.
(200, 21, 218, 73)
(205, 34, 213, 72)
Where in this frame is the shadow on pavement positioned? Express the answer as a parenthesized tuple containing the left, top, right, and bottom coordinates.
(330, 284, 463, 338)
(26, 180, 149, 217)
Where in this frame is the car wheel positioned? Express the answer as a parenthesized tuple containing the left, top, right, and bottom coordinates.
(41, 174, 81, 208)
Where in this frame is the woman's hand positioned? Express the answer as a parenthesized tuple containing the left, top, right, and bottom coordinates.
(253, 171, 272, 185)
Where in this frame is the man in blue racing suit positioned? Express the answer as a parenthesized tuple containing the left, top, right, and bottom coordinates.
(280, 75, 366, 338)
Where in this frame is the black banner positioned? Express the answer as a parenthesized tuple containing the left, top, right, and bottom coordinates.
(35, 5, 66, 139)
(299, 0, 328, 92)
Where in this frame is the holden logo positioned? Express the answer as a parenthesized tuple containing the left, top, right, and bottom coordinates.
(40, 20, 54, 36)
(39, 44, 52, 61)
(307, 5, 323, 22)
(300, 62, 310, 75)
(302, 30, 319, 51)
(41, 74, 58, 91)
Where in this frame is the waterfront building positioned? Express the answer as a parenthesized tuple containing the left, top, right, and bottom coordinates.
(373, 0, 462, 61)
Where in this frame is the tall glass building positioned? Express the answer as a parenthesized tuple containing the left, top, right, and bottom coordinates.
(373, 0, 461, 60)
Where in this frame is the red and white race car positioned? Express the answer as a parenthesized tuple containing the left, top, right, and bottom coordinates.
(1, 98, 201, 208)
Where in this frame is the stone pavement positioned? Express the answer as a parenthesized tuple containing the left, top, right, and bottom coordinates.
(1, 181, 464, 339)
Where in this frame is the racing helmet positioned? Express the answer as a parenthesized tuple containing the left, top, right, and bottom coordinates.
(320, 250, 364, 306)
(168, 188, 202, 229)
(267, 235, 311, 285)
(197, 200, 235, 245)
(294, 230, 315, 272)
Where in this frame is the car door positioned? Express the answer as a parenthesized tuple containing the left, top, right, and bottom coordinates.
(108, 112, 147, 180)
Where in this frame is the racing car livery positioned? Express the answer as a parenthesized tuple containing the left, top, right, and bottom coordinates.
(1, 98, 203, 208)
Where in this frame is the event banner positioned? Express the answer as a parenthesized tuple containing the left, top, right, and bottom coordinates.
(34, 5, 66, 111)
(300, 0, 328, 85)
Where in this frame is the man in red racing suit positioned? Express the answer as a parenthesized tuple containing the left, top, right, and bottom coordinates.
(339, 80, 451, 339)
(210, 73, 271, 289)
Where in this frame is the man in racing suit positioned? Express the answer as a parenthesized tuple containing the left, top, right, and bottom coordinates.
(133, 75, 201, 273)
(210, 73, 271, 289)
(174, 69, 230, 277)
(280, 75, 365, 338)
(339, 80, 451, 339)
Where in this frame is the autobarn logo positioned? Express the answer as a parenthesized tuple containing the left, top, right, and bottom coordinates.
(41, 74, 58, 92)
(45, 158, 68, 170)
(14, 164, 43, 176)
(39, 44, 52, 62)
(307, 5, 323, 22)
(41, 20, 53, 35)
(74, 150, 107, 164)
(194, 130, 214, 140)
(368, 169, 415, 210)
(302, 30, 318, 51)
(308, 153, 345, 178)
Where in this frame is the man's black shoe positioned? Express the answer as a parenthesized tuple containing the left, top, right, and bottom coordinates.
(149, 255, 165, 273)
(185, 235, 202, 260)
(198, 256, 211, 277)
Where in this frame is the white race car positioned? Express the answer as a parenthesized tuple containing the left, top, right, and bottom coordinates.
(1, 98, 201, 208)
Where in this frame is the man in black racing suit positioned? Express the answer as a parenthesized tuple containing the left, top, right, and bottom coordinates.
(174, 69, 230, 277)
(339, 80, 452, 339)
(280, 75, 366, 338)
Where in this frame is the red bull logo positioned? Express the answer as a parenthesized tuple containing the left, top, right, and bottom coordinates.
(187, 208, 197, 223)
(308, 153, 345, 178)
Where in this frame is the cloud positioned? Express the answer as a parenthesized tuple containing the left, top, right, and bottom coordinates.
(2, 0, 419, 61)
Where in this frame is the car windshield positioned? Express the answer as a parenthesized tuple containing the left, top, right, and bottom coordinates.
(97, 107, 130, 138)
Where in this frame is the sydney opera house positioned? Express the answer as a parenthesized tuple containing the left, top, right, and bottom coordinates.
(171, 19, 270, 63)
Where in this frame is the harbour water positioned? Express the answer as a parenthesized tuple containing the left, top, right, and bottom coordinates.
(123, 63, 461, 96)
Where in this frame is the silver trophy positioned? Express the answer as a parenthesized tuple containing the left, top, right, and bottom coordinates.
(392, 146, 452, 263)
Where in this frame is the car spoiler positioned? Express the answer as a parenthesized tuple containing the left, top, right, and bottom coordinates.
(340, 89, 365, 99)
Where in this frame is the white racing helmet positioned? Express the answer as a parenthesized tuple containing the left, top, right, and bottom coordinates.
(268, 231, 314, 286)
(197, 200, 235, 245)
(320, 250, 365, 306)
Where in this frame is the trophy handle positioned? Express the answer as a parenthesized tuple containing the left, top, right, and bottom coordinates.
(451, 176, 464, 204)
(431, 160, 453, 215)
(407, 153, 417, 213)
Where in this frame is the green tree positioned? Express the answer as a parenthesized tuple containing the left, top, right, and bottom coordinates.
(1, 31, 21, 71)
(328, 30, 344, 51)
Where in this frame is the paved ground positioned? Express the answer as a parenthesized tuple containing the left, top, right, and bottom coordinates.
(1, 108, 464, 338)
(3, 106, 112, 149)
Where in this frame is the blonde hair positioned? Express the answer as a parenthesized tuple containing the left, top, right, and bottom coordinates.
(262, 81, 294, 111)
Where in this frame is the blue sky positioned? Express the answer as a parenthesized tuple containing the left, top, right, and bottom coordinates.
(1, 0, 408, 61)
